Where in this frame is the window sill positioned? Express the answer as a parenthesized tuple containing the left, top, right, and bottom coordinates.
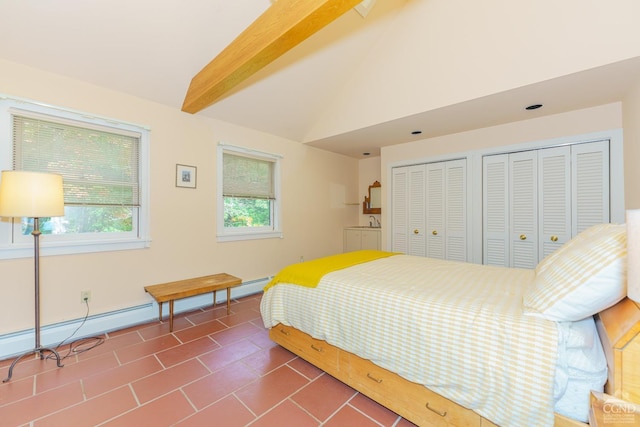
(217, 231, 283, 242)
(0, 238, 151, 260)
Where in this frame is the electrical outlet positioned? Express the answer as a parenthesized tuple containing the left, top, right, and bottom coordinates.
(81, 290, 91, 303)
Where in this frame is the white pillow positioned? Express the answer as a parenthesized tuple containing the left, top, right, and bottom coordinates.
(523, 223, 627, 321)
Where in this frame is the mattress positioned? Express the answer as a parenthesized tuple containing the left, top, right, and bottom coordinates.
(261, 254, 607, 426)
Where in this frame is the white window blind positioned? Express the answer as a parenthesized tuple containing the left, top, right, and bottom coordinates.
(223, 152, 274, 199)
(12, 113, 141, 207)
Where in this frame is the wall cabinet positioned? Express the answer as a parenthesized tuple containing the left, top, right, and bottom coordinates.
(483, 140, 610, 268)
(344, 228, 381, 252)
(391, 159, 467, 261)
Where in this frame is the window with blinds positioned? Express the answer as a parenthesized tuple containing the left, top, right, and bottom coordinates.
(217, 144, 282, 241)
(0, 97, 150, 258)
(12, 114, 141, 208)
(223, 153, 274, 200)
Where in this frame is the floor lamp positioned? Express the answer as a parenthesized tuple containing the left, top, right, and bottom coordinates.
(0, 170, 65, 382)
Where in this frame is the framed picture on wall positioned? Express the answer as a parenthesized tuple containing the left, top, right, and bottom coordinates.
(176, 164, 197, 189)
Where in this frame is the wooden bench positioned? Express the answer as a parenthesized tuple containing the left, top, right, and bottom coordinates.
(144, 273, 242, 332)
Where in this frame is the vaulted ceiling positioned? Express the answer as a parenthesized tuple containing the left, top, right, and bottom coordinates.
(1, 0, 639, 158)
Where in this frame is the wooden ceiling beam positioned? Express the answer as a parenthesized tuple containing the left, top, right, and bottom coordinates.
(182, 0, 363, 114)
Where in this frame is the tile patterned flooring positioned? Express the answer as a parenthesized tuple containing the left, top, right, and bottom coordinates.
(0, 293, 416, 426)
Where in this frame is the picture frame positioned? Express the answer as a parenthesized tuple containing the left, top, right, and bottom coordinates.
(176, 164, 197, 189)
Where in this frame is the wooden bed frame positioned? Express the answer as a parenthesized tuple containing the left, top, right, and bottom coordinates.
(269, 297, 640, 427)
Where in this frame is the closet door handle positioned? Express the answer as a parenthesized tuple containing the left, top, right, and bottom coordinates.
(519, 234, 527, 240)
(414, 229, 419, 234)
(550, 235, 558, 242)
(432, 230, 438, 236)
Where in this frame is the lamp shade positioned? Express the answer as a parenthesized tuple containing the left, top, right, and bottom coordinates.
(0, 171, 64, 218)
(626, 209, 640, 303)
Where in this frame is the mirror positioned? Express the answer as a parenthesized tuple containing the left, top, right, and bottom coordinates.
(363, 181, 381, 214)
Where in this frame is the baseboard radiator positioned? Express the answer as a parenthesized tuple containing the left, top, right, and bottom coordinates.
(0, 277, 269, 360)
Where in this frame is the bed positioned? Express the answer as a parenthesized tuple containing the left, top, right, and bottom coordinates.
(260, 224, 640, 426)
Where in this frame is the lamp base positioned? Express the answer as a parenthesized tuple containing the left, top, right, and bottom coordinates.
(2, 346, 64, 382)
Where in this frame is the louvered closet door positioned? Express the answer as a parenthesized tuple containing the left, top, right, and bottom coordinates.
(392, 161, 466, 260)
(445, 159, 467, 262)
(426, 162, 445, 259)
(538, 146, 571, 261)
(483, 140, 610, 267)
(509, 151, 538, 269)
(391, 164, 427, 255)
(407, 165, 427, 256)
(391, 166, 408, 253)
(483, 154, 509, 266)
(572, 140, 610, 233)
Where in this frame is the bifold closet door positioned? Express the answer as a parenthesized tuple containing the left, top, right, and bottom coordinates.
(483, 139, 610, 268)
(572, 140, 610, 233)
(392, 160, 466, 261)
(444, 159, 467, 262)
(483, 154, 509, 266)
(392, 164, 426, 256)
(481, 150, 539, 268)
(425, 160, 467, 261)
(391, 166, 408, 254)
(538, 146, 571, 261)
(425, 163, 445, 259)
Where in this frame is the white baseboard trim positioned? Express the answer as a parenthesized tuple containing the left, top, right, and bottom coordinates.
(0, 277, 267, 360)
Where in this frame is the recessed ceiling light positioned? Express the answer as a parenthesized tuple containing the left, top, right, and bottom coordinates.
(411, 130, 422, 135)
(525, 104, 543, 110)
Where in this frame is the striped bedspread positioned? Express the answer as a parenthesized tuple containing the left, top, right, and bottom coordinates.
(261, 254, 559, 427)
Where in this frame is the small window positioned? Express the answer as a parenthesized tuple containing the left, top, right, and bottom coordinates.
(0, 97, 150, 259)
(217, 144, 282, 241)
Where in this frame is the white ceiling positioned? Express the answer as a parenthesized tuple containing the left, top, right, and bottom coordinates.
(1, 0, 639, 159)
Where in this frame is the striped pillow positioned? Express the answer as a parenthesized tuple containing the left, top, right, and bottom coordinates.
(535, 223, 617, 275)
(523, 223, 627, 321)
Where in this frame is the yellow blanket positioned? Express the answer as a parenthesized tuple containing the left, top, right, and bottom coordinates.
(264, 250, 398, 291)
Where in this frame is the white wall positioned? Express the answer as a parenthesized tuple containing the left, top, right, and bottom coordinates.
(308, 0, 640, 140)
(381, 103, 622, 165)
(623, 79, 640, 209)
(0, 59, 359, 337)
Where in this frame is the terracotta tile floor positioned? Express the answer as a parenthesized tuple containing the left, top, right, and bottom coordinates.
(0, 293, 417, 426)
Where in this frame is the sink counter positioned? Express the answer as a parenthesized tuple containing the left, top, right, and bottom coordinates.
(344, 227, 381, 251)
